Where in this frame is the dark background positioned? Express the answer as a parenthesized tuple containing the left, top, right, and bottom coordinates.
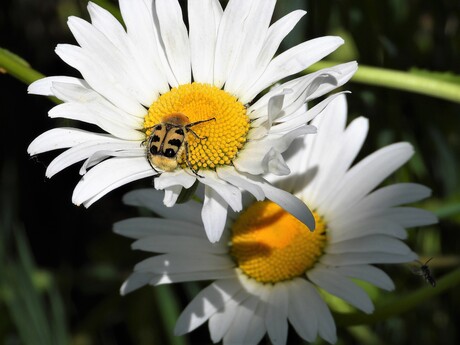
(1, 0, 459, 344)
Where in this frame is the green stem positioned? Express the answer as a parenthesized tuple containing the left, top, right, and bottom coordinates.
(154, 285, 187, 345)
(0, 48, 44, 85)
(334, 267, 460, 326)
(306, 61, 460, 104)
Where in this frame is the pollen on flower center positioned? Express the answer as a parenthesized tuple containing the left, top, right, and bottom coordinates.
(230, 201, 327, 284)
(144, 83, 249, 171)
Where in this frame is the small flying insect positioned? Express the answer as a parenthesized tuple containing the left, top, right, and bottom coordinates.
(145, 112, 215, 177)
(411, 257, 436, 287)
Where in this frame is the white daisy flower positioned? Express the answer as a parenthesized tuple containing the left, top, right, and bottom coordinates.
(27, 0, 357, 242)
(114, 95, 437, 344)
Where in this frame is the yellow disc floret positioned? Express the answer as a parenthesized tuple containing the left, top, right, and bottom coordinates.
(144, 83, 249, 171)
(231, 201, 327, 284)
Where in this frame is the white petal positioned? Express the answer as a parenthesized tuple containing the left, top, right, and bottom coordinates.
(132, 235, 227, 254)
(28, 128, 118, 155)
(88, 2, 168, 98)
(307, 285, 337, 344)
(216, 167, 265, 201)
(303, 91, 348, 123)
(235, 126, 311, 175)
(378, 207, 438, 228)
(268, 88, 293, 127)
(80, 148, 145, 174)
(242, 10, 306, 92)
(46, 141, 141, 178)
(268, 93, 347, 136)
(287, 279, 319, 342)
(299, 61, 357, 104)
(152, 269, 236, 286)
(134, 253, 234, 274)
(199, 171, 242, 212)
(55, 44, 146, 116)
(269, 75, 338, 126)
(154, 170, 196, 190)
(28, 76, 87, 96)
(48, 102, 91, 124)
(326, 235, 412, 256)
(210, 0, 224, 19)
(122, 189, 203, 224)
(248, 70, 313, 116)
(72, 157, 154, 207)
(294, 94, 348, 198)
(224, 0, 276, 97)
(120, 272, 154, 295)
(48, 80, 144, 122)
(162, 185, 181, 207)
(223, 292, 267, 345)
(119, 0, 173, 89)
(328, 219, 408, 243)
(156, 0, 191, 84)
(201, 185, 229, 243)
(238, 174, 316, 231)
(113, 217, 205, 239)
(242, 289, 269, 344)
(265, 283, 288, 345)
(336, 206, 438, 230)
(162, 186, 183, 207)
(339, 183, 432, 219)
(49, 103, 143, 140)
(308, 266, 374, 313)
(67, 16, 153, 106)
(213, 0, 253, 88)
(335, 265, 395, 291)
(174, 279, 243, 335)
(209, 288, 252, 343)
(87, 2, 127, 43)
(241, 36, 344, 103)
(324, 143, 414, 216)
(321, 251, 417, 266)
(263, 148, 291, 175)
(188, 0, 219, 83)
(312, 116, 369, 207)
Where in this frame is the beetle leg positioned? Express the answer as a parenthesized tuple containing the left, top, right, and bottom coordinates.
(188, 128, 208, 140)
(186, 117, 216, 140)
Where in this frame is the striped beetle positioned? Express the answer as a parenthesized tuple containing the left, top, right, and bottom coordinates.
(145, 112, 215, 177)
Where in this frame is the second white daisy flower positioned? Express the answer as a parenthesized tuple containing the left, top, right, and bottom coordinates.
(115, 95, 437, 344)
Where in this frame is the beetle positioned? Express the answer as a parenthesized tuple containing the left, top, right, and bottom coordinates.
(145, 112, 215, 177)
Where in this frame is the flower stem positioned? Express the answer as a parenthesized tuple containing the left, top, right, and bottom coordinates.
(334, 267, 460, 326)
(306, 61, 460, 104)
(0, 48, 44, 85)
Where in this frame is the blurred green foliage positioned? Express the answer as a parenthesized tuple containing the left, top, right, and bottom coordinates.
(1, 0, 460, 344)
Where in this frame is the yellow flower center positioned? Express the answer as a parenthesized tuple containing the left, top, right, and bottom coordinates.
(144, 83, 249, 171)
(230, 201, 327, 284)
